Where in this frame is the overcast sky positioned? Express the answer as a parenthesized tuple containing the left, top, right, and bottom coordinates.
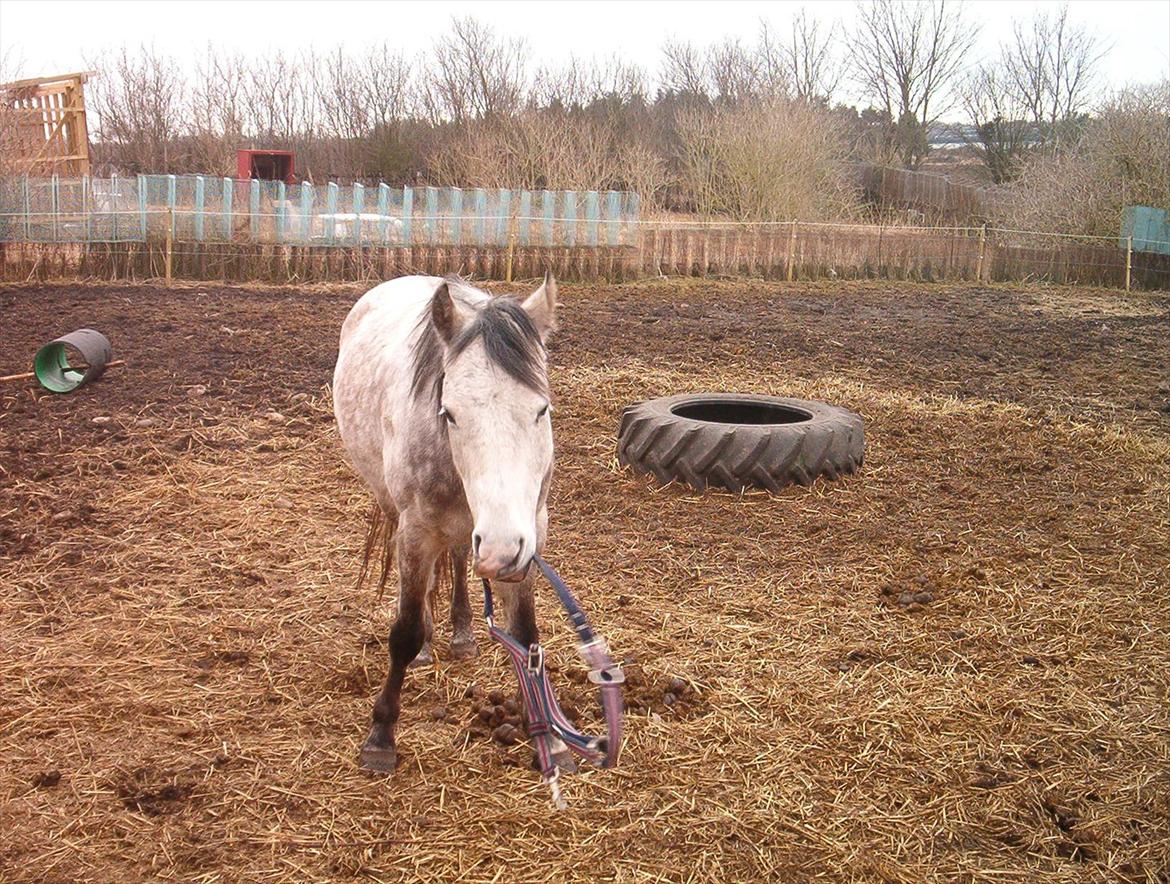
(2, 0, 1168, 115)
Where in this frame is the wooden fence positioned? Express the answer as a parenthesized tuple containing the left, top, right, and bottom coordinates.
(4, 222, 1168, 290)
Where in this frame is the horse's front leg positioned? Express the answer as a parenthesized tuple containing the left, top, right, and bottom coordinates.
(360, 527, 436, 774)
(449, 545, 478, 659)
(498, 573, 576, 774)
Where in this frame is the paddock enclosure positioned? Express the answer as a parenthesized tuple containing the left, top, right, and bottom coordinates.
(1, 278, 1168, 881)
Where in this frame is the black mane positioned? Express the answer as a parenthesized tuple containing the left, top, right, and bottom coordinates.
(410, 279, 547, 405)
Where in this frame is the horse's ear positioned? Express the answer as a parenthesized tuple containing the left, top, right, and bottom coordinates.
(522, 271, 557, 341)
(431, 280, 471, 344)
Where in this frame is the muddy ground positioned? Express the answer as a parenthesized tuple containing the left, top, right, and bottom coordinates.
(1, 278, 1168, 881)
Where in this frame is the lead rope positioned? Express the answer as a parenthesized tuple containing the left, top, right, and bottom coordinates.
(482, 554, 624, 809)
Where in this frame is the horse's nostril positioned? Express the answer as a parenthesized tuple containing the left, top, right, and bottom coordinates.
(473, 533, 482, 555)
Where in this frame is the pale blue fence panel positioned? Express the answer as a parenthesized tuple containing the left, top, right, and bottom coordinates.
(496, 189, 511, 246)
(326, 183, 338, 243)
(300, 182, 313, 243)
(542, 190, 554, 246)
(377, 183, 390, 243)
(249, 180, 260, 239)
(352, 183, 365, 245)
(518, 190, 532, 246)
(450, 188, 463, 245)
(563, 191, 577, 247)
(423, 187, 437, 243)
(194, 176, 205, 241)
(584, 191, 599, 247)
(402, 187, 413, 245)
(473, 188, 487, 245)
(605, 191, 621, 246)
(222, 178, 234, 240)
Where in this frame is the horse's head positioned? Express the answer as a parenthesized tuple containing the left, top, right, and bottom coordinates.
(429, 274, 557, 581)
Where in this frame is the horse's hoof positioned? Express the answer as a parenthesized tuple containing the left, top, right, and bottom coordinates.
(450, 637, 479, 660)
(359, 744, 398, 774)
(409, 646, 434, 668)
(553, 750, 578, 774)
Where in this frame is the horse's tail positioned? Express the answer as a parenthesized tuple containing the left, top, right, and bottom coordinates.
(358, 503, 397, 598)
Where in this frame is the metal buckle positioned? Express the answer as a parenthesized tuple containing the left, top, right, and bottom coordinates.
(579, 638, 625, 685)
(527, 642, 544, 675)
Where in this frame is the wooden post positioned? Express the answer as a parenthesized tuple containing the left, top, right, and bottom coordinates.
(976, 224, 987, 281)
(1126, 235, 1133, 291)
(786, 221, 797, 282)
(165, 207, 174, 286)
(505, 206, 519, 282)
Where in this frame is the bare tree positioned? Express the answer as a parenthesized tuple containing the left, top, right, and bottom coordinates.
(850, 0, 978, 168)
(86, 46, 187, 173)
(1004, 5, 1104, 151)
(759, 11, 841, 104)
(660, 39, 710, 99)
(961, 63, 1034, 183)
(421, 17, 527, 124)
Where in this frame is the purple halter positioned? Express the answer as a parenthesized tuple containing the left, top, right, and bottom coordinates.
(482, 555, 624, 808)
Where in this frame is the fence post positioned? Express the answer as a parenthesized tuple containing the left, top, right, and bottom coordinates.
(976, 223, 987, 281)
(1126, 235, 1133, 291)
(402, 186, 413, 245)
(222, 177, 233, 240)
(325, 182, 338, 244)
(165, 207, 174, 286)
(194, 175, 205, 242)
(377, 182, 390, 243)
(138, 174, 148, 240)
(450, 187, 463, 246)
(299, 181, 312, 243)
(786, 221, 797, 281)
(506, 206, 519, 282)
(167, 174, 177, 240)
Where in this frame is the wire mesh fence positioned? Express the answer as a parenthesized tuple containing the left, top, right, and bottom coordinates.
(1, 174, 1167, 290)
(0, 174, 642, 248)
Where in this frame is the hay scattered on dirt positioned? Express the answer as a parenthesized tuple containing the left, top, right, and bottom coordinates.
(1, 279, 1168, 881)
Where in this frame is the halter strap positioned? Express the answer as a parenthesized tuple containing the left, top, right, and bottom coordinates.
(481, 554, 624, 806)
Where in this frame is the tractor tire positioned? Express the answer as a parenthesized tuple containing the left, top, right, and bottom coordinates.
(617, 394, 864, 493)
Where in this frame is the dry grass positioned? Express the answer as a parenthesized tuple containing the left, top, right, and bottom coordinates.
(1, 279, 1168, 881)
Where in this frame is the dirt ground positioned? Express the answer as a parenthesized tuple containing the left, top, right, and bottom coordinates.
(1, 278, 1168, 882)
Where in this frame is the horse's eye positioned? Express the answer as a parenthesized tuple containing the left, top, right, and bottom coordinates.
(439, 406, 457, 426)
(536, 403, 550, 423)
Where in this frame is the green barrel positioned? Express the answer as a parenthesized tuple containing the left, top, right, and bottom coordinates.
(33, 329, 113, 394)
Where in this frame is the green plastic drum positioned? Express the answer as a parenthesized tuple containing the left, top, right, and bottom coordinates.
(33, 329, 113, 394)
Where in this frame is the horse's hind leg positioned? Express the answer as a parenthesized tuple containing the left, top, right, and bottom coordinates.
(449, 546, 478, 659)
(360, 528, 433, 774)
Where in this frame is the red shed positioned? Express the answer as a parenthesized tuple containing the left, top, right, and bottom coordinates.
(237, 149, 295, 184)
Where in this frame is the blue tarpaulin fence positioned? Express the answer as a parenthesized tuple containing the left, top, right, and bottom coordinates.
(1121, 205, 1170, 256)
(0, 174, 640, 247)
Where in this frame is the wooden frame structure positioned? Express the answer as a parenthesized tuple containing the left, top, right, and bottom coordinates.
(1, 71, 93, 176)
